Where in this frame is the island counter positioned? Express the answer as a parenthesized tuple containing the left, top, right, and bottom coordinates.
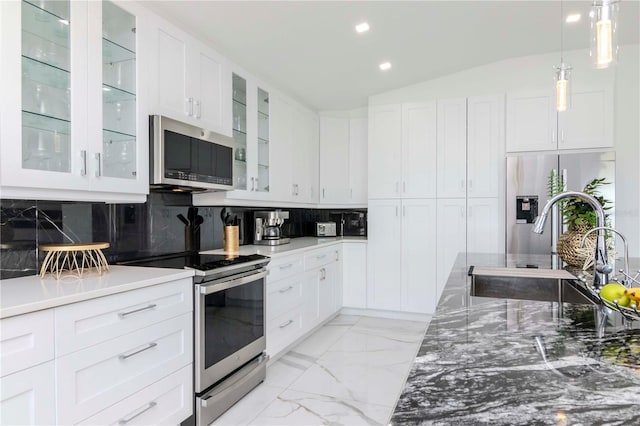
(391, 253, 640, 425)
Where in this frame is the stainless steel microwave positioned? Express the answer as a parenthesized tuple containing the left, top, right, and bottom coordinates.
(149, 115, 234, 192)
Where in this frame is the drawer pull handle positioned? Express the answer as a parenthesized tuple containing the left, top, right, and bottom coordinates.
(119, 342, 158, 360)
(279, 285, 294, 293)
(279, 264, 294, 270)
(279, 319, 294, 328)
(316, 254, 327, 260)
(118, 401, 157, 425)
(118, 304, 157, 318)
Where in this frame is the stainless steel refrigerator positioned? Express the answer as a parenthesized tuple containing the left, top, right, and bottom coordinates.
(505, 152, 615, 260)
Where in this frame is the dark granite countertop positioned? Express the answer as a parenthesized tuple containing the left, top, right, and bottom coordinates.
(391, 253, 640, 426)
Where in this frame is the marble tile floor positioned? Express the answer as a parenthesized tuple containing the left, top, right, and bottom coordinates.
(212, 315, 429, 426)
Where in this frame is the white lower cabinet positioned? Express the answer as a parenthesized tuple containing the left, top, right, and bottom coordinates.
(266, 273, 305, 357)
(367, 200, 402, 311)
(0, 310, 54, 377)
(54, 278, 192, 357)
(265, 245, 342, 359)
(342, 242, 367, 309)
(436, 198, 467, 300)
(0, 277, 194, 426)
(0, 361, 56, 425)
(368, 199, 438, 314)
(308, 258, 339, 322)
(56, 313, 192, 425)
(401, 199, 438, 314)
(80, 364, 192, 426)
(467, 198, 503, 254)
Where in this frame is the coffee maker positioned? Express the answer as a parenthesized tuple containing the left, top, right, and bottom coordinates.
(254, 210, 290, 246)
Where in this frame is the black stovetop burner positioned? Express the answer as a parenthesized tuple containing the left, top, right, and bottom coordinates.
(119, 252, 270, 280)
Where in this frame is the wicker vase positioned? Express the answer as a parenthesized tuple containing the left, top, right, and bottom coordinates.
(556, 224, 595, 268)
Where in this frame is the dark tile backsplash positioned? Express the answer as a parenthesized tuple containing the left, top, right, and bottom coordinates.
(0, 194, 366, 279)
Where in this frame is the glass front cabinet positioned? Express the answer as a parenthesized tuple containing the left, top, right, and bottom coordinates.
(231, 72, 270, 194)
(0, 0, 147, 202)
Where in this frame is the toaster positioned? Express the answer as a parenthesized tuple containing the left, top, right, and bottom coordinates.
(315, 222, 337, 237)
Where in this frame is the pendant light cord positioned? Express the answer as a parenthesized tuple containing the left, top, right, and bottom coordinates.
(560, 0, 564, 63)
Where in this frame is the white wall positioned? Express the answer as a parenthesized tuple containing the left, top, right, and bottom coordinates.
(370, 44, 640, 256)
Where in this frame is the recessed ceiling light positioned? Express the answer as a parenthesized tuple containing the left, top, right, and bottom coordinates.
(379, 62, 391, 71)
(355, 22, 370, 33)
(58, 19, 69, 25)
(565, 14, 581, 23)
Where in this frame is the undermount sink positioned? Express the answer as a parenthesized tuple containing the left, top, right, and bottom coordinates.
(469, 266, 594, 305)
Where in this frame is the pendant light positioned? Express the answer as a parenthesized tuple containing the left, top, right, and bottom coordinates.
(590, 0, 619, 68)
(555, 0, 571, 112)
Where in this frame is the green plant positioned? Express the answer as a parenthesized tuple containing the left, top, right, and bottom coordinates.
(547, 173, 613, 231)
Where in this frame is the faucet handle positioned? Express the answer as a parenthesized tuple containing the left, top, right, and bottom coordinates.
(596, 262, 613, 275)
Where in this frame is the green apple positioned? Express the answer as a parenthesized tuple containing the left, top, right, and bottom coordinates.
(600, 283, 631, 307)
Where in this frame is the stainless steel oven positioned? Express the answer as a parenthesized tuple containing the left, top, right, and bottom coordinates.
(119, 253, 270, 426)
(194, 267, 268, 422)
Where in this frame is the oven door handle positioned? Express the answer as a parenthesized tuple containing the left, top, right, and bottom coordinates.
(199, 270, 268, 295)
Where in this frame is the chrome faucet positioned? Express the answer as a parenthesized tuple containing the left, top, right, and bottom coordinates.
(582, 227, 628, 284)
(532, 191, 610, 287)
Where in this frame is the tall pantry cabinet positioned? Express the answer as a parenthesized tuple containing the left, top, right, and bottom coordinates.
(367, 102, 438, 314)
(368, 95, 505, 314)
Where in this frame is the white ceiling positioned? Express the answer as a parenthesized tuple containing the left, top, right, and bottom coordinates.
(144, 1, 640, 111)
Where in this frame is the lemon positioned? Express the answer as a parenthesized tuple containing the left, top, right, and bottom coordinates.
(600, 283, 630, 307)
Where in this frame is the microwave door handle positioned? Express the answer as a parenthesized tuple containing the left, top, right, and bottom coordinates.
(199, 270, 268, 295)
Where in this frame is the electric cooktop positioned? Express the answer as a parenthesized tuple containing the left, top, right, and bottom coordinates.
(119, 253, 270, 281)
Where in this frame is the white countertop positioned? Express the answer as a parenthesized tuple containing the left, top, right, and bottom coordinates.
(0, 266, 195, 319)
(0, 237, 366, 319)
(201, 236, 367, 258)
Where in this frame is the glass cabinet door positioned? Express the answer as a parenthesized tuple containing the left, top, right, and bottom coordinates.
(232, 73, 247, 190)
(257, 87, 269, 192)
(102, 1, 136, 179)
(21, 0, 71, 173)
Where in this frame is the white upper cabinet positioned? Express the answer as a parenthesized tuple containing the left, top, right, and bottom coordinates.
(506, 87, 612, 152)
(348, 117, 368, 204)
(205, 71, 271, 198)
(319, 115, 368, 205)
(319, 116, 350, 203)
(505, 91, 557, 152)
(368, 104, 402, 199)
(558, 87, 613, 150)
(259, 92, 318, 204)
(402, 102, 437, 198)
(0, 0, 149, 202)
(292, 106, 319, 203)
(369, 103, 436, 199)
(467, 95, 505, 198)
(152, 18, 231, 137)
(436, 98, 467, 198)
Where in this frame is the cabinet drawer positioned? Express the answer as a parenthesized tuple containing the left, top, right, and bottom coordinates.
(78, 364, 192, 426)
(266, 307, 303, 357)
(0, 310, 54, 377)
(267, 255, 304, 283)
(304, 247, 338, 270)
(56, 313, 192, 425)
(55, 278, 192, 356)
(0, 361, 55, 425)
(267, 275, 304, 322)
